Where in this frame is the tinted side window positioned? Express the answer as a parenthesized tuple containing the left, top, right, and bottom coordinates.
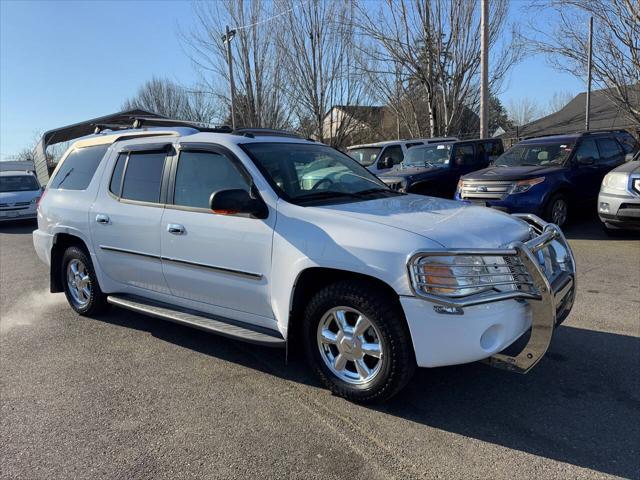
(381, 145, 404, 165)
(615, 132, 638, 154)
(454, 145, 475, 166)
(109, 154, 126, 196)
(574, 139, 600, 163)
(121, 152, 166, 203)
(173, 151, 248, 209)
(50, 145, 108, 190)
(405, 142, 423, 149)
(596, 138, 622, 164)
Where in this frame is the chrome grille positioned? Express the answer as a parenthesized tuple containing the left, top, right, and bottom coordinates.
(459, 180, 514, 200)
(0, 202, 30, 210)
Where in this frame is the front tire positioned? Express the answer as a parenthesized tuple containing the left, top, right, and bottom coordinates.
(62, 246, 109, 316)
(302, 280, 416, 403)
(544, 193, 569, 227)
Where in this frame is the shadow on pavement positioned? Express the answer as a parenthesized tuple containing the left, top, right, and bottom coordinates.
(94, 306, 639, 479)
(562, 210, 640, 241)
(0, 220, 37, 235)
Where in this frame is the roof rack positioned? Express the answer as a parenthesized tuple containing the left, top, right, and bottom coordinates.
(92, 116, 233, 134)
(523, 129, 629, 140)
(231, 128, 304, 139)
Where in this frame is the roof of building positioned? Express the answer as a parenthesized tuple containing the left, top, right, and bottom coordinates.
(506, 84, 639, 138)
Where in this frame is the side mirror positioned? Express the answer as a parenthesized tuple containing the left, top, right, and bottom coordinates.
(576, 156, 595, 166)
(380, 157, 394, 169)
(209, 189, 268, 218)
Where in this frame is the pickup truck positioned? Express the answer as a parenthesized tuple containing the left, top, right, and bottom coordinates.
(33, 121, 576, 403)
(378, 138, 503, 198)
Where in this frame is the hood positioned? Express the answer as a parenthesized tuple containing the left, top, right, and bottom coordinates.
(463, 165, 567, 181)
(0, 189, 40, 204)
(379, 165, 444, 181)
(316, 194, 531, 248)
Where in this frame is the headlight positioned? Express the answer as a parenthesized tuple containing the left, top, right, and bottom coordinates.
(410, 255, 518, 297)
(509, 177, 545, 195)
(601, 172, 629, 193)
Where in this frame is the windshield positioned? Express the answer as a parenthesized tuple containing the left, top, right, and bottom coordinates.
(403, 144, 452, 167)
(243, 143, 399, 204)
(0, 175, 40, 193)
(347, 147, 382, 167)
(495, 142, 575, 167)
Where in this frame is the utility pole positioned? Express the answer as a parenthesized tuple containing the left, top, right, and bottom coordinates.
(585, 16, 593, 131)
(222, 25, 237, 130)
(480, 0, 489, 139)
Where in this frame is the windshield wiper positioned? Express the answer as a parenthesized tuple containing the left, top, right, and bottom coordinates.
(354, 187, 404, 197)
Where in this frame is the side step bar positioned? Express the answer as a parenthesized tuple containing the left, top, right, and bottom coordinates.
(107, 294, 285, 348)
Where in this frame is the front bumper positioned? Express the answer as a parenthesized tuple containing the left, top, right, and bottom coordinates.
(404, 214, 576, 373)
(598, 191, 640, 230)
(0, 206, 37, 222)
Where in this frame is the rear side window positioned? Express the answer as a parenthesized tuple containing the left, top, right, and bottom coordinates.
(120, 152, 166, 203)
(381, 145, 404, 165)
(173, 151, 248, 209)
(574, 139, 600, 163)
(109, 154, 127, 196)
(615, 132, 639, 154)
(50, 145, 108, 190)
(453, 144, 475, 166)
(596, 138, 622, 163)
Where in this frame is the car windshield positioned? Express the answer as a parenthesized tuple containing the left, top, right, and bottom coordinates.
(347, 147, 382, 167)
(243, 143, 400, 204)
(0, 175, 40, 193)
(403, 144, 452, 167)
(495, 142, 575, 167)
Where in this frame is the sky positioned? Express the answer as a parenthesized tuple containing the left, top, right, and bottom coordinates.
(0, 0, 585, 160)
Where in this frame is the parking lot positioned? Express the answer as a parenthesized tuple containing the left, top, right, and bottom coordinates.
(1, 215, 638, 480)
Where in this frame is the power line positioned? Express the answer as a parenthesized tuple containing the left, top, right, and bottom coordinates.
(232, 0, 310, 32)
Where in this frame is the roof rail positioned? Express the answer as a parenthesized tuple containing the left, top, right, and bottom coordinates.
(232, 128, 304, 139)
(92, 116, 233, 134)
(522, 128, 630, 140)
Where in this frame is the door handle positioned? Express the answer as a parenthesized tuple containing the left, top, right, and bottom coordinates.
(167, 223, 185, 235)
(95, 214, 110, 224)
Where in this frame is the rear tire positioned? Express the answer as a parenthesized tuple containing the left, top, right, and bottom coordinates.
(61, 246, 109, 316)
(544, 193, 569, 227)
(302, 280, 416, 403)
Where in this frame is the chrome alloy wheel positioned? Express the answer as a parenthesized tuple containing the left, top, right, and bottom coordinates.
(317, 306, 384, 385)
(66, 259, 91, 307)
(551, 198, 568, 226)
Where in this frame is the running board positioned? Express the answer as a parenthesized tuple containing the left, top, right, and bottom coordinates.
(107, 294, 285, 348)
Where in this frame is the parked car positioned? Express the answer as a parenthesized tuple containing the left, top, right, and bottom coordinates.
(0, 170, 42, 222)
(377, 138, 503, 198)
(456, 131, 631, 227)
(598, 151, 640, 233)
(347, 137, 458, 175)
(33, 123, 576, 403)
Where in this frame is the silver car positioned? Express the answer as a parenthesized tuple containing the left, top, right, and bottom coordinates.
(0, 170, 42, 222)
(598, 152, 640, 232)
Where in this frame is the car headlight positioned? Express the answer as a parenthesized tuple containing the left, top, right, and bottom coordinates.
(601, 172, 629, 193)
(509, 177, 545, 195)
(409, 255, 518, 298)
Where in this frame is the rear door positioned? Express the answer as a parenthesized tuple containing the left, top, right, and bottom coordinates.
(160, 144, 275, 324)
(90, 144, 171, 293)
(571, 138, 602, 202)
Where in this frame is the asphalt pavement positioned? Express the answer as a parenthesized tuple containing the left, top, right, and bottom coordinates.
(1, 215, 639, 480)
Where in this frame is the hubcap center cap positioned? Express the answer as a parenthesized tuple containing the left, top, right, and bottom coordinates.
(337, 332, 361, 360)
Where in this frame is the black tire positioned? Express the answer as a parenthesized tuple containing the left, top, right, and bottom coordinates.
(544, 193, 569, 227)
(61, 246, 109, 316)
(302, 280, 416, 403)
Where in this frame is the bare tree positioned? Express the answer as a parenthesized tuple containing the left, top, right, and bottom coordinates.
(527, 0, 640, 123)
(546, 90, 575, 115)
(356, 0, 523, 137)
(122, 77, 218, 124)
(182, 0, 290, 129)
(276, 0, 369, 146)
(507, 97, 542, 126)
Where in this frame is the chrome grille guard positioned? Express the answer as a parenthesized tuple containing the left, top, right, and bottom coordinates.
(407, 213, 576, 374)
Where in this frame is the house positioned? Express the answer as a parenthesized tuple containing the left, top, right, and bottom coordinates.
(504, 85, 639, 144)
(322, 105, 389, 145)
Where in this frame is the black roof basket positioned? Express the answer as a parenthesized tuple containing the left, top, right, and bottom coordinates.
(92, 116, 233, 134)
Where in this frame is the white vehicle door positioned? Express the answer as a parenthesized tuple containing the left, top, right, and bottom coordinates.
(160, 144, 275, 322)
(90, 145, 171, 293)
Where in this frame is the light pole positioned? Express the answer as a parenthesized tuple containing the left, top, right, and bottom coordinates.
(222, 25, 237, 129)
(585, 16, 593, 131)
(480, 0, 489, 139)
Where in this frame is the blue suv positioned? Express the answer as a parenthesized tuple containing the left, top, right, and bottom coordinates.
(455, 130, 638, 227)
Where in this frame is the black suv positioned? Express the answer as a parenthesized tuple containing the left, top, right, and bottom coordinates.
(378, 138, 504, 198)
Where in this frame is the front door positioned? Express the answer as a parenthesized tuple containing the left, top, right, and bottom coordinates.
(571, 138, 602, 202)
(160, 146, 275, 324)
(90, 148, 170, 293)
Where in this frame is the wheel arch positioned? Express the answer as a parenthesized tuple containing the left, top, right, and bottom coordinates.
(50, 232, 91, 293)
(286, 267, 402, 345)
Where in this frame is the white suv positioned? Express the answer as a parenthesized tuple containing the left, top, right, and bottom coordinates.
(33, 124, 576, 403)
